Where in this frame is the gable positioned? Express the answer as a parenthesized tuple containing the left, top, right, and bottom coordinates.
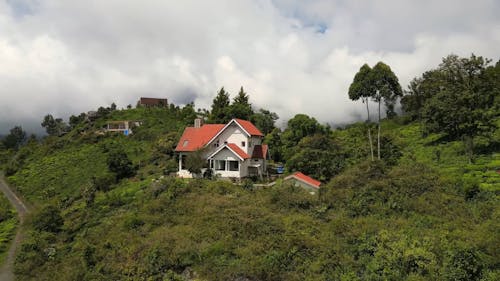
(206, 119, 263, 148)
(207, 143, 250, 161)
(175, 119, 263, 153)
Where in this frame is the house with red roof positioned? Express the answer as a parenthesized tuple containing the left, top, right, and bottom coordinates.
(175, 118, 268, 178)
(284, 172, 321, 194)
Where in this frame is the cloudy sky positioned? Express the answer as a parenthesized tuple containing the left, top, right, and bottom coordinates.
(1, 0, 499, 134)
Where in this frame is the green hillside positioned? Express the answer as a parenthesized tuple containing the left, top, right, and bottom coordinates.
(0, 53, 497, 281)
(0, 192, 17, 264)
(1, 102, 498, 280)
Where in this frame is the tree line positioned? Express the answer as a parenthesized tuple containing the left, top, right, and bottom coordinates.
(2, 53, 498, 176)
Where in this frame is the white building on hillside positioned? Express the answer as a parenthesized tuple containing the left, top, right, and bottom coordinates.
(175, 118, 268, 178)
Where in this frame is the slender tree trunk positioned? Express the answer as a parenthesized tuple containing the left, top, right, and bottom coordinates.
(377, 99, 381, 160)
(365, 97, 371, 122)
(365, 98, 374, 161)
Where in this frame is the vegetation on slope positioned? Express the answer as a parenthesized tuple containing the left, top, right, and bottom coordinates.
(0, 54, 498, 280)
(3, 108, 498, 280)
(0, 191, 17, 264)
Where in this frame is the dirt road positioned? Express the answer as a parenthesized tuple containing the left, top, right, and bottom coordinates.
(0, 173, 30, 281)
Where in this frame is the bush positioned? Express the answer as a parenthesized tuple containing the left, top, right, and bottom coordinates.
(107, 150, 136, 180)
(443, 248, 484, 281)
(270, 183, 317, 210)
(32, 205, 64, 233)
(123, 214, 145, 230)
(92, 173, 116, 191)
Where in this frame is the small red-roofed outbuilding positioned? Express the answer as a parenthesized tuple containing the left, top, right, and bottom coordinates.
(284, 172, 321, 194)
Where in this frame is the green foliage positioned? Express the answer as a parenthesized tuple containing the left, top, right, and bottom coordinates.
(286, 134, 346, 182)
(107, 149, 136, 181)
(402, 54, 499, 162)
(371, 61, 403, 117)
(349, 61, 403, 160)
(281, 114, 329, 161)
(264, 127, 283, 162)
(4, 98, 499, 280)
(228, 86, 254, 120)
(31, 205, 64, 233)
(348, 63, 373, 103)
(2, 126, 27, 150)
(208, 87, 231, 123)
(443, 248, 484, 281)
(41, 114, 69, 136)
(251, 109, 279, 135)
(91, 173, 116, 192)
(0, 192, 17, 264)
(68, 113, 86, 128)
(184, 149, 207, 176)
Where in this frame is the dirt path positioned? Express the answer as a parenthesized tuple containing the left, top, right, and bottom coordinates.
(0, 173, 30, 281)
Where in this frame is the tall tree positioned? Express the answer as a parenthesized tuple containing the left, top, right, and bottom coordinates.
(264, 128, 283, 162)
(180, 102, 197, 126)
(209, 87, 231, 123)
(420, 54, 498, 162)
(41, 114, 68, 136)
(69, 113, 87, 128)
(286, 134, 345, 182)
(348, 64, 375, 160)
(281, 114, 328, 160)
(370, 62, 402, 160)
(229, 86, 254, 120)
(251, 109, 279, 135)
(2, 126, 26, 150)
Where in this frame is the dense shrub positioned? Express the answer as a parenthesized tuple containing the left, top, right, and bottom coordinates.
(107, 150, 136, 180)
(32, 205, 64, 233)
(91, 173, 116, 191)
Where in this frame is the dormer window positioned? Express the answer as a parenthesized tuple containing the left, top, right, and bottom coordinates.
(183, 140, 189, 147)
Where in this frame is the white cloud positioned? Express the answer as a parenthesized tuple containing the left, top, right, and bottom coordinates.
(0, 0, 499, 133)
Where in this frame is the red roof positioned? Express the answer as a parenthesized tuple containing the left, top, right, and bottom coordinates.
(227, 143, 250, 159)
(235, 119, 263, 136)
(252, 144, 268, 159)
(175, 124, 225, 152)
(286, 172, 321, 188)
(175, 119, 263, 152)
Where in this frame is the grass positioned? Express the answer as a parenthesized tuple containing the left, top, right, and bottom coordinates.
(4, 107, 499, 280)
(0, 192, 17, 265)
(335, 118, 500, 192)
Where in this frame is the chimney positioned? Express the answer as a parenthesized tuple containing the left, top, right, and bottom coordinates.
(194, 118, 203, 128)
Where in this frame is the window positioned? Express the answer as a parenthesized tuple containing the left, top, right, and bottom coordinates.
(228, 161, 239, 171)
(214, 140, 220, 148)
(241, 141, 246, 147)
(215, 160, 226, 171)
(183, 140, 189, 147)
(181, 155, 187, 170)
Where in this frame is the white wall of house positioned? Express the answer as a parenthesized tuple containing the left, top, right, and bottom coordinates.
(210, 123, 250, 154)
(177, 152, 194, 178)
(240, 159, 251, 177)
(285, 178, 319, 194)
(210, 148, 243, 178)
(177, 121, 266, 179)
